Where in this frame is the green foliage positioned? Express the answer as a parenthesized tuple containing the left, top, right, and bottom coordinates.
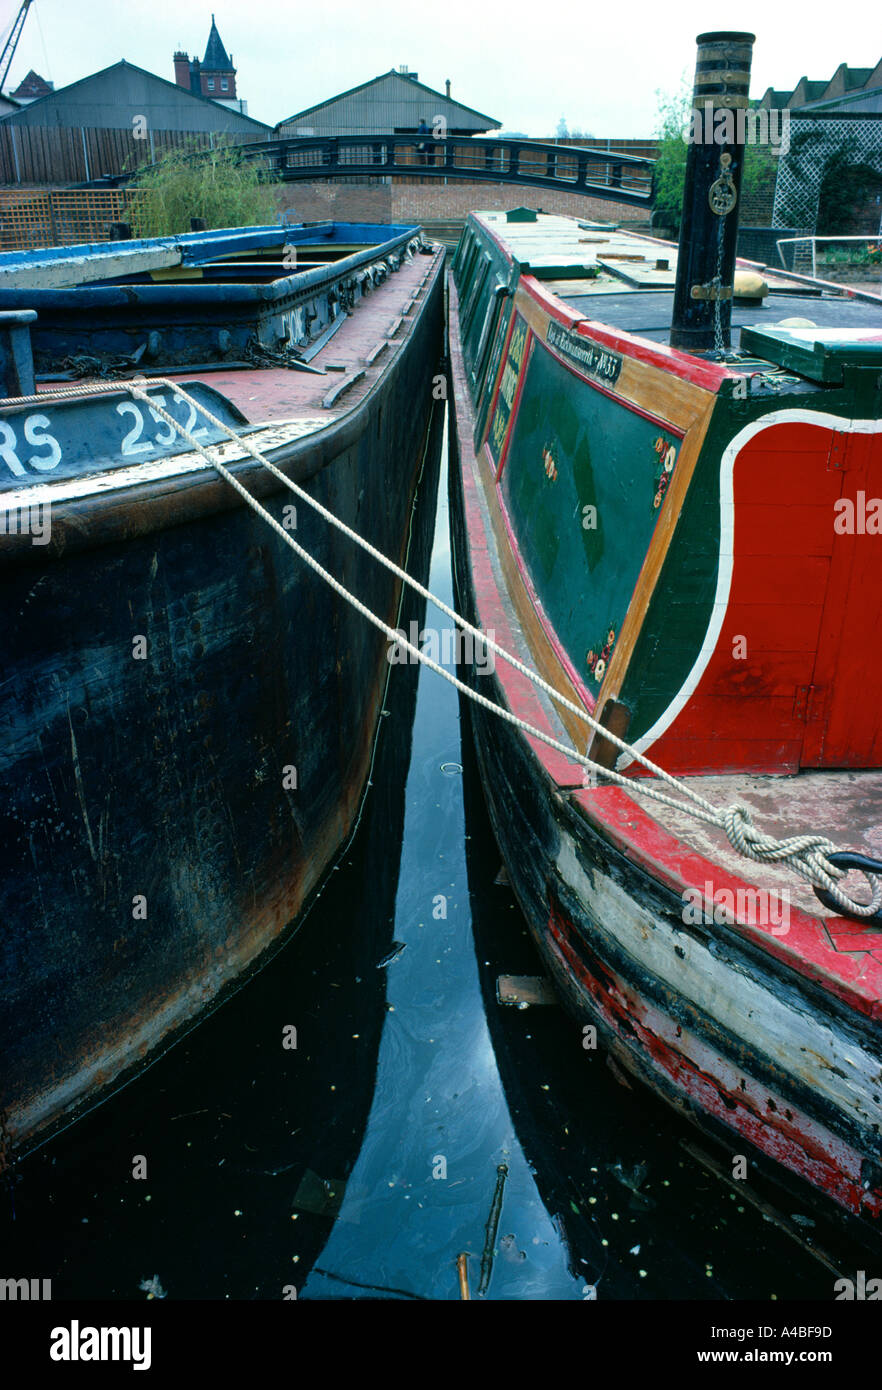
(652, 85, 780, 234)
(127, 140, 279, 238)
(651, 81, 690, 232)
(818, 242, 871, 266)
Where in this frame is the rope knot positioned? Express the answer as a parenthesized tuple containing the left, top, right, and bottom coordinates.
(722, 805, 882, 920)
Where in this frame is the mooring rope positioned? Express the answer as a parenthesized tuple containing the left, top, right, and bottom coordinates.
(11, 375, 881, 920)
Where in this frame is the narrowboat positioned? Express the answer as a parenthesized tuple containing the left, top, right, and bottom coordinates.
(448, 32, 882, 1250)
(0, 219, 445, 1161)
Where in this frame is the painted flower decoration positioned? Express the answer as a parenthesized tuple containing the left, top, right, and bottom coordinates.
(542, 445, 558, 481)
(652, 436, 677, 508)
(587, 624, 617, 682)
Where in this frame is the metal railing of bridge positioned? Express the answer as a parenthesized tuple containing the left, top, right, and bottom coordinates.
(112, 135, 655, 208)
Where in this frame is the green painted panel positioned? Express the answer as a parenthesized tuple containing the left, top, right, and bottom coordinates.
(465, 273, 501, 370)
(486, 314, 529, 470)
(500, 340, 682, 693)
(473, 295, 513, 448)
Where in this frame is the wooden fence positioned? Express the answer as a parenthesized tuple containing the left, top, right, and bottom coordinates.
(0, 124, 264, 187)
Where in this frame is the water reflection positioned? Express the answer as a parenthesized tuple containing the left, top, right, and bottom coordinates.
(1, 407, 863, 1303)
(303, 428, 584, 1300)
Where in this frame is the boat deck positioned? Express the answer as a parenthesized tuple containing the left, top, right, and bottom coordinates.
(557, 288, 882, 346)
(629, 769, 882, 942)
(33, 245, 444, 429)
(168, 247, 441, 425)
(474, 211, 882, 348)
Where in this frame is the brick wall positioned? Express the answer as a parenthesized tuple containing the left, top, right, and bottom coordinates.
(739, 171, 778, 227)
(275, 179, 650, 226)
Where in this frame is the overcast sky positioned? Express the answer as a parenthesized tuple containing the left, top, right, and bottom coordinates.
(2, 0, 877, 134)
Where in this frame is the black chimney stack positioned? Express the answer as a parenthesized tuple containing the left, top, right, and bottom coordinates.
(670, 31, 755, 353)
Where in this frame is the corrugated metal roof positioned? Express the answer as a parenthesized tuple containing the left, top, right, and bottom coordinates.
(0, 61, 270, 132)
(279, 70, 500, 135)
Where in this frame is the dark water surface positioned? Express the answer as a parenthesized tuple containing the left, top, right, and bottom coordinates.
(2, 417, 855, 1301)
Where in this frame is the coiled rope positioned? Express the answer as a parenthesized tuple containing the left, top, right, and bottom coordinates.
(14, 376, 882, 921)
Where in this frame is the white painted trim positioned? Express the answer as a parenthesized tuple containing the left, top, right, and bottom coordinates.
(617, 410, 882, 770)
(555, 835, 880, 1129)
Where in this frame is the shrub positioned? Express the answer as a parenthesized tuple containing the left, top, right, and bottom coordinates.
(652, 85, 780, 236)
(127, 139, 279, 238)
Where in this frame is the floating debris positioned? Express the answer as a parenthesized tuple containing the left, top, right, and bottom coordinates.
(292, 1169, 345, 1218)
(456, 1252, 471, 1300)
(496, 975, 557, 1007)
(440, 762, 463, 776)
(478, 1163, 509, 1296)
(376, 942, 407, 969)
(139, 1275, 166, 1300)
(609, 1161, 655, 1211)
(499, 1234, 526, 1264)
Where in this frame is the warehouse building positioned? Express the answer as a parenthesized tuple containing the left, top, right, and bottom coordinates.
(278, 67, 500, 137)
(0, 59, 270, 135)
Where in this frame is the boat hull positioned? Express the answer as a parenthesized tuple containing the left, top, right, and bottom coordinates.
(0, 261, 444, 1159)
(447, 315, 882, 1255)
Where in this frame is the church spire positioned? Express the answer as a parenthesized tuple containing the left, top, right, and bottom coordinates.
(203, 15, 233, 71)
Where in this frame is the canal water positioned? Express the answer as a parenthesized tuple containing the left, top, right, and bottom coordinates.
(2, 412, 853, 1302)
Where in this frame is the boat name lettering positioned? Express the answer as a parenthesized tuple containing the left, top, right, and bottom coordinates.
(116, 394, 209, 457)
(0, 414, 62, 477)
(499, 361, 519, 410)
(0, 393, 214, 479)
(508, 322, 527, 370)
(546, 322, 622, 385)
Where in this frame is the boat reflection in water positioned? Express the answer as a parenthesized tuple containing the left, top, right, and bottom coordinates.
(301, 437, 586, 1301)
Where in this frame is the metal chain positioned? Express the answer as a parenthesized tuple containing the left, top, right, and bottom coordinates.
(713, 215, 726, 356)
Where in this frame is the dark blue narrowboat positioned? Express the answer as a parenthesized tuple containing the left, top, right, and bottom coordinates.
(0, 221, 445, 1160)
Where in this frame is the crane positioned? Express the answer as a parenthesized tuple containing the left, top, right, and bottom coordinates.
(0, 0, 35, 94)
